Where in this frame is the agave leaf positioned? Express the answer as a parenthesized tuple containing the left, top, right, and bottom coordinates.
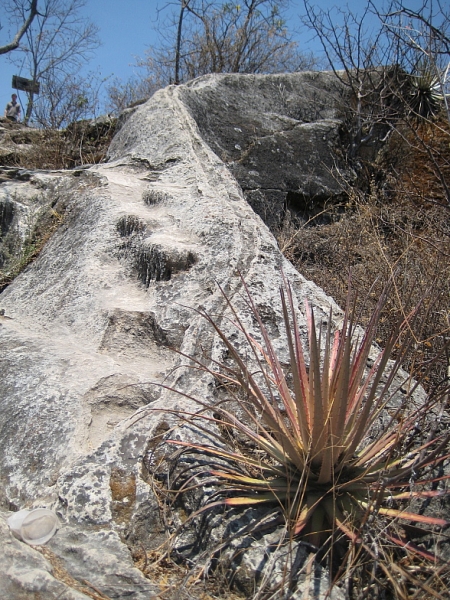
(308, 504, 330, 549)
(236, 280, 304, 436)
(342, 304, 415, 459)
(344, 349, 384, 427)
(390, 490, 449, 500)
(332, 292, 399, 466)
(317, 317, 344, 483)
(225, 493, 287, 506)
(346, 296, 384, 403)
(333, 517, 361, 543)
(255, 338, 303, 441)
(213, 382, 302, 456)
(317, 440, 336, 485)
(166, 439, 285, 474)
(386, 474, 450, 489)
(246, 324, 302, 443)
(357, 403, 446, 473)
(210, 470, 294, 492)
(305, 302, 328, 465)
(280, 286, 311, 446)
(217, 286, 311, 471)
(386, 532, 440, 563)
(402, 444, 450, 475)
(321, 495, 362, 542)
(327, 328, 352, 459)
(166, 403, 308, 479)
(352, 429, 399, 468)
(338, 340, 400, 467)
(381, 441, 450, 483)
(358, 501, 449, 527)
(210, 377, 308, 471)
(320, 310, 332, 400)
(337, 480, 370, 493)
(293, 492, 323, 536)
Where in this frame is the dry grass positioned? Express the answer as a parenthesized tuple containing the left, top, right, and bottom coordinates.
(131, 547, 245, 599)
(277, 114, 450, 390)
(2, 119, 116, 170)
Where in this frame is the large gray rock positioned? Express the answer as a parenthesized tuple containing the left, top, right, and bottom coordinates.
(0, 72, 349, 598)
(179, 72, 351, 228)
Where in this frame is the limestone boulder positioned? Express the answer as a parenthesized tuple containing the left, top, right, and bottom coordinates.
(0, 167, 82, 289)
(0, 72, 351, 598)
(179, 72, 351, 228)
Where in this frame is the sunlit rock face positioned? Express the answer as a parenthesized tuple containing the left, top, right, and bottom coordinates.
(0, 72, 348, 599)
(179, 72, 350, 229)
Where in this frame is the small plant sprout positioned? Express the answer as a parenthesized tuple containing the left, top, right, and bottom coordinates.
(166, 277, 450, 597)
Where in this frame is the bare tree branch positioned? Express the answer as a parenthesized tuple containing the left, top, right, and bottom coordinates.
(385, 6, 450, 52)
(8, 0, 100, 125)
(0, 0, 38, 55)
(146, 0, 317, 85)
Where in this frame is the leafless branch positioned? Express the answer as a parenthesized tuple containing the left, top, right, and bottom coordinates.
(0, 0, 38, 55)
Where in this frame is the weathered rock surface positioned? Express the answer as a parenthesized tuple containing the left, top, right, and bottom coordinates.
(0, 168, 82, 288)
(179, 72, 351, 228)
(0, 118, 45, 166)
(0, 72, 351, 598)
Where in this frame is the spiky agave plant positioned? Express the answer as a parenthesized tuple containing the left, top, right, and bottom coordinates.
(408, 64, 443, 119)
(167, 279, 450, 594)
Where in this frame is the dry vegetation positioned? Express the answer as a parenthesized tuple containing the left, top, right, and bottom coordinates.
(163, 273, 450, 599)
(277, 114, 450, 389)
(0, 117, 116, 170)
(0, 117, 116, 293)
(0, 203, 64, 293)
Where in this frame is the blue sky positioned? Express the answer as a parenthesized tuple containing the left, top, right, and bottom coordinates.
(1, 0, 162, 112)
(0, 0, 425, 116)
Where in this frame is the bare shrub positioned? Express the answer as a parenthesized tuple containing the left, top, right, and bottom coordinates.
(6, 119, 116, 170)
(277, 116, 450, 388)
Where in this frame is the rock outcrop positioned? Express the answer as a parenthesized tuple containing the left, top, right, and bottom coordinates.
(0, 118, 44, 166)
(179, 72, 351, 228)
(0, 72, 351, 598)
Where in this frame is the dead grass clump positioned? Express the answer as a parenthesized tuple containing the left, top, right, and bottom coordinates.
(277, 117, 450, 389)
(132, 547, 244, 599)
(5, 119, 116, 170)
